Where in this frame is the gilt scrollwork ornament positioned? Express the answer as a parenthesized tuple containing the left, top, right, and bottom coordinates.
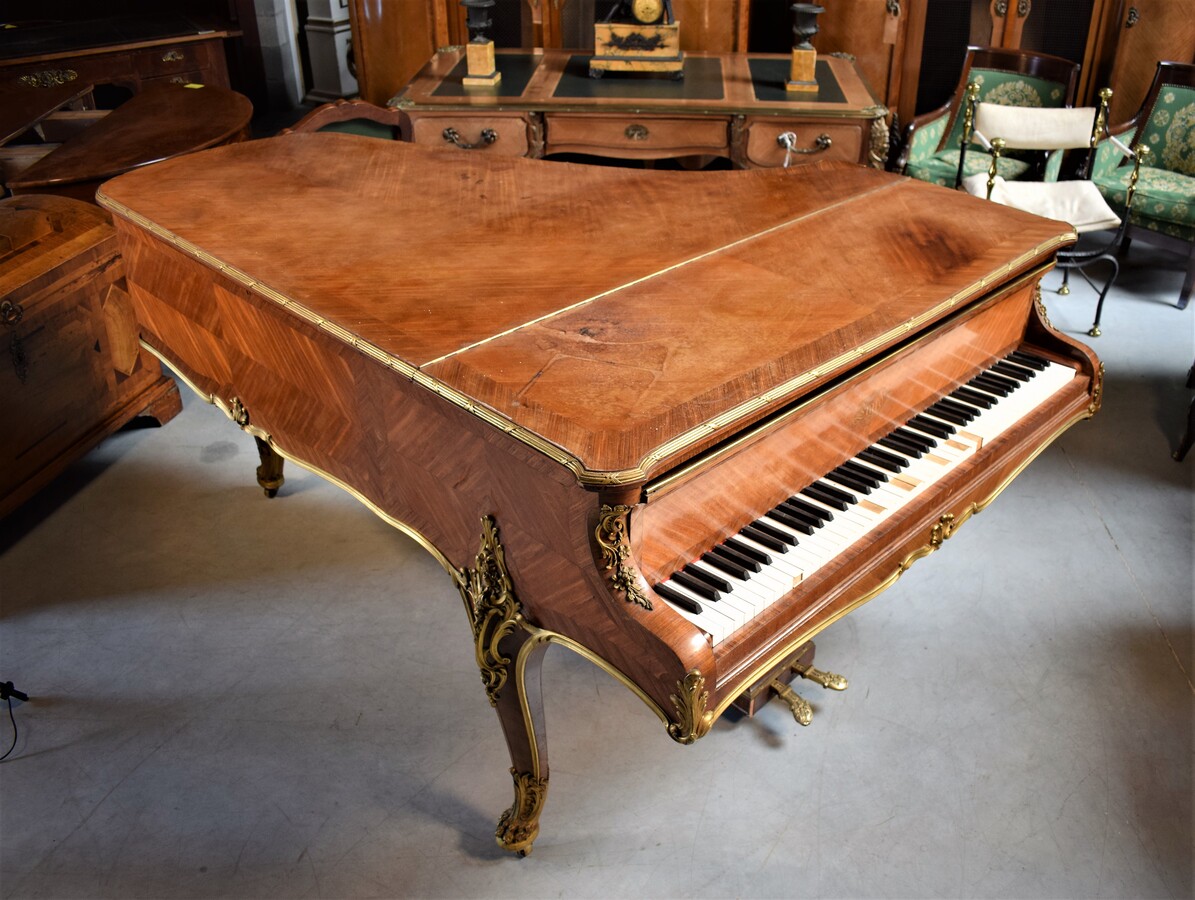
(457, 516, 523, 705)
(495, 768, 549, 856)
(930, 512, 958, 548)
(228, 396, 250, 426)
(19, 68, 77, 88)
(869, 114, 890, 169)
(1033, 284, 1053, 329)
(667, 670, 714, 744)
(1088, 362, 1105, 416)
(595, 504, 652, 610)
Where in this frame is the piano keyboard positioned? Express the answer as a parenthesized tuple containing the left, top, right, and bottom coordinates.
(652, 350, 1076, 645)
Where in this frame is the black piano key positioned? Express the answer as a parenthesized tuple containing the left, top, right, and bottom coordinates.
(702, 551, 750, 580)
(783, 496, 832, 522)
(741, 525, 789, 553)
(952, 385, 996, 409)
(723, 537, 771, 566)
(654, 582, 703, 614)
(924, 403, 970, 426)
(803, 480, 850, 509)
(877, 434, 924, 458)
(824, 469, 874, 494)
(833, 463, 880, 488)
(841, 459, 889, 482)
(991, 361, 1032, 382)
(683, 563, 731, 594)
(969, 375, 1012, 397)
(979, 371, 1020, 392)
(934, 397, 978, 420)
(1009, 349, 1049, 370)
(750, 519, 798, 546)
(908, 415, 954, 439)
(766, 507, 815, 534)
(673, 570, 720, 602)
(710, 544, 762, 573)
(893, 427, 936, 450)
(858, 446, 907, 472)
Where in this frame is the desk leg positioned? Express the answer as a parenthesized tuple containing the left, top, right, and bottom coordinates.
(458, 516, 550, 856)
(253, 436, 285, 498)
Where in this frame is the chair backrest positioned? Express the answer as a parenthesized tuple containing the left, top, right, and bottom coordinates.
(278, 99, 410, 141)
(972, 104, 1101, 151)
(938, 46, 1081, 153)
(1129, 61, 1195, 176)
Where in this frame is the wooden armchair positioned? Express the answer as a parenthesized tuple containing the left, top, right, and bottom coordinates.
(278, 98, 410, 141)
(1091, 61, 1195, 311)
(897, 47, 1079, 188)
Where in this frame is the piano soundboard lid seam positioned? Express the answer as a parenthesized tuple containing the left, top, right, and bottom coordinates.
(709, 392, 1099, 701)
(99, 196, 1074, 490)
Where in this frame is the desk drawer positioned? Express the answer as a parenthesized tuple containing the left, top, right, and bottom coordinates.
(546, 114, 728, 158)
(408, 114, 531, 157)
(742, 119, 865, 168)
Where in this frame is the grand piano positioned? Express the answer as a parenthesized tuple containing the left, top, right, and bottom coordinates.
(96, 134, 1101, 855)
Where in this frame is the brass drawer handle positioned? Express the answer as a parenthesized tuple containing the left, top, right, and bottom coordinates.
(1, 300, 23, 326)
(625, 123, 649, 141)
(442, 127, 498, 149)
(18, 69, 78, 88)
(776, 131, 832, 166)
(162, 49, 185, 62)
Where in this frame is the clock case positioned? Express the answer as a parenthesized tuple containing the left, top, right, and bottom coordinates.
(589, 0, 683, 79)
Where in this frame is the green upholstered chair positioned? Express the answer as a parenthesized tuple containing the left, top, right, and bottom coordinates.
(278, 98, 410, 140)
(1091, 61, 1195, 311)
(897, 47, 1079, 188)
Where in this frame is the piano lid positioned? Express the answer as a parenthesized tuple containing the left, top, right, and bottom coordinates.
(97, 133, 1074, 486)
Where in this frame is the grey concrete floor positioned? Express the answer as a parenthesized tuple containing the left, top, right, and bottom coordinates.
(1, 243, 1192, 899)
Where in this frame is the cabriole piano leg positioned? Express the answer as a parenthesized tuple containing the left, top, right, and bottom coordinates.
(456, 516, 550, 856)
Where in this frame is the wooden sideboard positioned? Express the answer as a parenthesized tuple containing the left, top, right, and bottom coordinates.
(392, 49, 888, 169)
(0, 14, 235, 96)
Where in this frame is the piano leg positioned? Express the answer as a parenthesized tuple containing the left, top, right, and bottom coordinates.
(253, 437, 285, 498)
(492, 634, 550, 857)
(457, 516, 550, 856)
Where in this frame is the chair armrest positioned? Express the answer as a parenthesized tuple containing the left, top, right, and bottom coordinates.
(896, 104, 951, 173)
(1092, 126, 1140, 178)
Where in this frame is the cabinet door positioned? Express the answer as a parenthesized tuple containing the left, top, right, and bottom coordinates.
(1103, 0, 1195, 124)
(814, 0, 907, 107)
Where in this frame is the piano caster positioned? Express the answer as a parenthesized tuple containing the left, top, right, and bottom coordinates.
(792, 661, 848, 692)
(253, 437, 285, 498)
(770, 680, 813, 726)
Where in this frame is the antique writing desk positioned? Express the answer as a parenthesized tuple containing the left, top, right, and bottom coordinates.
(392, 49, 888, 168)
(98, 135, 1100, 853)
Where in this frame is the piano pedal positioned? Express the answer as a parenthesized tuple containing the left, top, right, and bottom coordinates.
(770, 680, 813, 726)
(792, 661, 849, 692)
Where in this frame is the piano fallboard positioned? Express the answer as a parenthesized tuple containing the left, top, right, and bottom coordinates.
(96, 134, 1099, 855)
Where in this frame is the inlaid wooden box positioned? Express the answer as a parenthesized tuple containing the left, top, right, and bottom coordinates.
(0, 194, 180, 518)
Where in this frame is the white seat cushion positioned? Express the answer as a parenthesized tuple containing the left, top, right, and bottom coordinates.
(963, 173, 1122, 233)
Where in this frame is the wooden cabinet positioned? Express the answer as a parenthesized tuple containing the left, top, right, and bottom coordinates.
(1098, 0, 1195, 124)
(395, 50, 887, 169)
(0, 195, 181, 518)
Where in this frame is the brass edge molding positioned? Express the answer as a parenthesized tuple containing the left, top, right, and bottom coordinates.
(1033, 283, 1053, 329)
(1088, 362, 1105, 416)
(101, 200, 1070, 490)
(458, 516, 522, 706)
(710, 400, 1098, 709)
(137, 339, 462, 583)
(594, 505, 652, 610)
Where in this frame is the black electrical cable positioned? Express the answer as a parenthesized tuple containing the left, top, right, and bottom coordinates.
(0, 694, 15, 762)
(0, 681, 27, 762)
